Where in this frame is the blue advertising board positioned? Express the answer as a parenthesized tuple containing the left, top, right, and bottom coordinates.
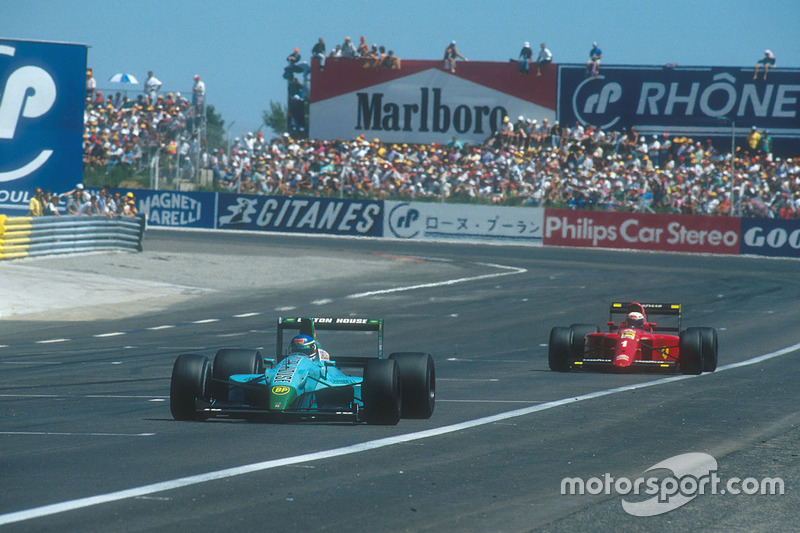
(114, 188, 217, 228)
(740, 217, 800, 258)
(0, 39, 86, 214)
(558, 65, 800, 155)
(216, 194, 383, 237)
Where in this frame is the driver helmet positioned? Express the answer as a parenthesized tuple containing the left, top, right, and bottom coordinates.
(289, 334, 318, 359)
(626, 311, 645, 328)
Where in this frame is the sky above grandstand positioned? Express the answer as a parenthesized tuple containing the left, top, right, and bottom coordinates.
(4, 0, 798, 141)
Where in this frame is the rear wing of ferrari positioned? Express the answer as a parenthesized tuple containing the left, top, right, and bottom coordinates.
(276, 317, 384, 366)
(609, 302, 682, 332)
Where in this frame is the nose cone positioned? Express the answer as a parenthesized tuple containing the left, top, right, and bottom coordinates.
(270, 385, 297, 410)
(614, 329, 639, 367)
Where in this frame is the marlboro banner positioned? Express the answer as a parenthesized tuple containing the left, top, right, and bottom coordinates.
(309, 58, 557, 145)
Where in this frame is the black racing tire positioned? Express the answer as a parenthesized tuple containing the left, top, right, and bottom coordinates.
(548, 327, 572, 372)
(569, 323, 600, 359)
(170, 354, 211, 421)
(388, 352, 435, 419)
(212, 349, 264, 403)
(362, 359, 401, 425)
(686, 327, 718, 372)
(679, 329, 704, 375)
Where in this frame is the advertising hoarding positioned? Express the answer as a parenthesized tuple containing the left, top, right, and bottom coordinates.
(543, 208, 740, 255)
(310, 59, 557, 145)
(558, 65, 800, 154)
(0, 39, 86, 214)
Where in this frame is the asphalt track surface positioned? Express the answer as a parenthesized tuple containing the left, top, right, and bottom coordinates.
(1, 229, 798, 532)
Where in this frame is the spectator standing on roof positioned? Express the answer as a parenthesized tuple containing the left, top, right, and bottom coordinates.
(753, 49, 775, 80)
(192, 75, 205, 112)
(536, 43, 552, 76)
(357, 36, 370, 58)
(85, 68, 96, 99)
(518, 42, 533, 74)
(444, 41, 467, 73)
(341, 37, 357, 58)
(586, 42, 602, 77)
(144, 71, 162, 103)
(311, 37, 326, 70)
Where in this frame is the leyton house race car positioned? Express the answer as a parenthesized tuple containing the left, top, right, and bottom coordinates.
(548, 302, 718, 374)
(169, 317, 435, 425)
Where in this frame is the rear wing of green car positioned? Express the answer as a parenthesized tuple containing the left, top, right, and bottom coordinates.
(276, 317, 384, 366)
(609, 302, 682, 332)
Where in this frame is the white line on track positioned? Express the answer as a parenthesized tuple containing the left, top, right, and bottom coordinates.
(0, 431, 154, 437)
(347, 263, 527, 298)
(93, 332, 125, 338)
(439, 399, 547, 404)
(192, 319, 219, 324)
(36, 339, 70, 344)
(147, 325, 175, 331)
(3, 340, 797, 527)
(233, 312, 261, 318)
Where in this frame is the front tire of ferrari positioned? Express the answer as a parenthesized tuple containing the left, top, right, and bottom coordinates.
(362, 359, 401, 425)
(170, 354, 211, 421)
(388, 352, 435, 419)
(548, 327, 572, 372)
(569, 323, 599, 360)
(679, 329, 704, 375)
(212, 349, 264, 402)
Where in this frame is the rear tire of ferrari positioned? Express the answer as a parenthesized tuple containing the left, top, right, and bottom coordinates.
(212, 349, 264, 403)
(548, 327, 572, 372)
(679, 329, 704, 375)
(362, 359, 401, 425)
(389, 352, 435, 419)
(170, 354, 210, 421)
(695, 327, 718, 372)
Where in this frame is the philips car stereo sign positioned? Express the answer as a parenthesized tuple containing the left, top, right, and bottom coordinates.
(0, 39, 86, 214)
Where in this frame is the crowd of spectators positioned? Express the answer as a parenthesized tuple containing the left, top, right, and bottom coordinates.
(211, 118, 799, 219)
(83, 69, 203, 178)
(28, 184, 139, 218)
(82, 50, 799, 221)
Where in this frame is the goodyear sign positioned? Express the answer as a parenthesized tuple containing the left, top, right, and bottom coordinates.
(0, 39, 86, 214)
(558, 65, 800, 155)
(740, 218, 800, 258)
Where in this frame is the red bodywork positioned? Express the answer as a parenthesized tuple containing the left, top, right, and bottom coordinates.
(582, 303, 680, 369)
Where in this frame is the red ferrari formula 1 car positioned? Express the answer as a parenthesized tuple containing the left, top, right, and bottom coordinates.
(548, 302, 718, 374)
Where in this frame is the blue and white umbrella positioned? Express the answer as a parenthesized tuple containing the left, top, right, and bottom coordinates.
(108, 73, 139, 84)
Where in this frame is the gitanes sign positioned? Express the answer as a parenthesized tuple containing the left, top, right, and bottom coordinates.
(0, 39, 86, 214)
(558, 65, 800, 154)
(217, 194, 382, 237)
(310, 59, 557, 145)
